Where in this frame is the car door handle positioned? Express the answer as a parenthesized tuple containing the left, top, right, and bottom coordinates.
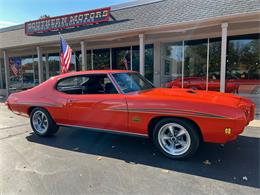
(68, 99, 75, 103)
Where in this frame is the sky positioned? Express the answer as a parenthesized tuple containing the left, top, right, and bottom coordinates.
(0, 0, 133, 28)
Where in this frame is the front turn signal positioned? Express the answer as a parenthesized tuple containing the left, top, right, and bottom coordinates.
(224, 128, 232, 135)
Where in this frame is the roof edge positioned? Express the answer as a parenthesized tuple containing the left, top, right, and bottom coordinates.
(1, 11, 259, 50)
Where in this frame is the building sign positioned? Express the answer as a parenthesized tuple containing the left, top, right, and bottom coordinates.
(25, 7, 111, 35)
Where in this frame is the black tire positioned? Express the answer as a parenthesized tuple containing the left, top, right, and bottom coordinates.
(30, 107, 59, 137)
(152, 118, 200, 159)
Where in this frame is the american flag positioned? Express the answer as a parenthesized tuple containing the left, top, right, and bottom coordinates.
(9, 58, 19, 76)
(60, 36, 72, 74)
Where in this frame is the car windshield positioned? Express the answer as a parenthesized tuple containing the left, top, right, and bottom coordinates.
(112, 72, 155, 93)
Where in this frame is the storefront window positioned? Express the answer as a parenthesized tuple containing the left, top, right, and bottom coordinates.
(227, 34, 260, 96)
(145, 45, 154, 82)
(9, 56, 38, 92)
(184, 39, 207, 90)
(70, 52, 77, 72)
(87, 50, 92, 70)
(131, 44, 154, 82)
(208, 38, 221, 92)
(33, 55, 39, 85)
(161, 39, 220, 91)
(112, 47, 130, 70)
(48, 53, 60, 77)
(75, 51, 82, 71)
(93, 49, 110, 70)
(0, 58, 5, 89)
(161, 42, 183, 88)
(132, 46, 139, 72)
(9, 57, 21, 91)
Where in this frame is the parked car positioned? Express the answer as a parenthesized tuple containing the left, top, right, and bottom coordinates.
(166, 73, 260, 94)
(6, 70, 255, 159)
(165, 77, 239, 93)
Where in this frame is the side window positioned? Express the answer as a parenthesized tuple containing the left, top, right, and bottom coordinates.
(57, 76, 90, 94)
(56, 74, 118, 95)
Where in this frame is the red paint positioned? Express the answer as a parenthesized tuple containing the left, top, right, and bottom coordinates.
(6, 70, 255, 144)
(166, 77, 260, 94)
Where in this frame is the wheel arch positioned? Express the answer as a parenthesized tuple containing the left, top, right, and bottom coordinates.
(147, 116, 204, 141)
(28, 106, 49, 116)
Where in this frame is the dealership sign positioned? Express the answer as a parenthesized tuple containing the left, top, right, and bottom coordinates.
(25, 7, 111, 35)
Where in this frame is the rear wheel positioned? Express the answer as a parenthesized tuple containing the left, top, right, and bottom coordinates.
(152, 118, 200, 159)
(30, 108, 59, 137)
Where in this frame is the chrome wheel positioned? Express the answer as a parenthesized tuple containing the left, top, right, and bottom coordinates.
(158, 123, 191, 156)
(32, 111, 49, 134)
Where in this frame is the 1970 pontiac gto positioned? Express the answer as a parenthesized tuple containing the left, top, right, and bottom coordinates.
(6, 70, 255, 159)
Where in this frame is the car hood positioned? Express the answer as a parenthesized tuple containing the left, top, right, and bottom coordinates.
(136, 88, 242, 107)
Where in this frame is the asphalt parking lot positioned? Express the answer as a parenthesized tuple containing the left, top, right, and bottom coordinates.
(0, 103, 259, 195)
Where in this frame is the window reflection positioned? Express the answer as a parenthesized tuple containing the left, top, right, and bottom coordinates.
(184, 39, 207, 90)
(48, 53, 60, 77)
(93, 49, 110, 70)
(161, 34, 260, 98)
(70, 52, 76, 72)
(0, 58, 5, 88)
(75, 51, 81, 71)
(87, 50, 92, 70)
(162, 42, 183, 88)
(112, 47, 131, 70)
(208, 39, 222, 92)
(131, 44, 154, 82)
(132, 46, 139, 72)
(227, 34, 260, 95)
(9, 56, 38, 92)
(145, 45, 154, 82)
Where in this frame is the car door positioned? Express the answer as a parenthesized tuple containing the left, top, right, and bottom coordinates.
(61, 74, 128, 132)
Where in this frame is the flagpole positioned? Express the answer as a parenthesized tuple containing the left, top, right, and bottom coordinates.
(58, 31, 82, 72)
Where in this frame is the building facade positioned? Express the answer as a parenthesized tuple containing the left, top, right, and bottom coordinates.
(0, 0, 259, 109)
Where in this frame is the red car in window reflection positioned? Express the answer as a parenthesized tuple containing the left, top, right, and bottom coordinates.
(6, 70, 255, 159)
(165, 77, 239, 93)
(166, 75, 260, 94)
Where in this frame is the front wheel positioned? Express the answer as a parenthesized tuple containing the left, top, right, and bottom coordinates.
(152, 118, 200, 159)
(30, 108, 59, 137)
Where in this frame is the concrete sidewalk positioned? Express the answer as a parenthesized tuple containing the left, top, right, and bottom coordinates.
(249, 120, 260, 127)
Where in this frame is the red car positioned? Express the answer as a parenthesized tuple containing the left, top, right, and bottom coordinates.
(6, 70, 255, 159)
(165, 77, 239, 93)
(166, 76, 260, 94)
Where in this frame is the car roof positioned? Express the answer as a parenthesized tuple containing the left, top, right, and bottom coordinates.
(51, 70, 136, 80)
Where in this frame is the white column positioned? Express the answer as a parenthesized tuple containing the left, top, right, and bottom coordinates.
(139, 34, 145, 76)
(45, 54, 49, 79)
(3, 50, 9, 96)
(220, 23, 228, 92)
(37, 46, 44, 83)
(80, 41, 87, 70)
